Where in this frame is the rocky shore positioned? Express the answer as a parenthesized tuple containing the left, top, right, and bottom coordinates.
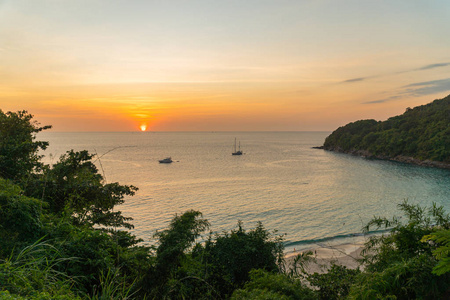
(314, 146, 450, 170)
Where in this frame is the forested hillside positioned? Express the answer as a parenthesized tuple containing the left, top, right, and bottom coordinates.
(323, 94, 450, 167)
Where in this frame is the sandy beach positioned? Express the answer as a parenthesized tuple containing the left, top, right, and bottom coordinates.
(284, 241, 365, 274)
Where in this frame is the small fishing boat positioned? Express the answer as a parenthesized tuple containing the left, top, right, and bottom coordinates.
(159, 157, 173, 163)
(232, 138, 243, 155)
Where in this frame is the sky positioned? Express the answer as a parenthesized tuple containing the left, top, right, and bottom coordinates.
(1, 0, 450, 132)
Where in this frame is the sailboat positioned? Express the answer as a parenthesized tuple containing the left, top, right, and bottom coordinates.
(232, 138, 243, 155)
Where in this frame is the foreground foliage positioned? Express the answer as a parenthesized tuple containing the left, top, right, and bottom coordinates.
(0, 110, 51, 182)
(423, 228, 450, 276)
(348, 201, 450, 299)
(231, 269, 316, 300)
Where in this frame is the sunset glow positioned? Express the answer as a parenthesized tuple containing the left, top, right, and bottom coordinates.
(140, 125, 147, 132)
(1, 1, 449, 131)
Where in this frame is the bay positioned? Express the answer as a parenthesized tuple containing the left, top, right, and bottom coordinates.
(38, 131, 450, 251)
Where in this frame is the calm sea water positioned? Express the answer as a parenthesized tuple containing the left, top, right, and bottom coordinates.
(38, 132, 450, 252)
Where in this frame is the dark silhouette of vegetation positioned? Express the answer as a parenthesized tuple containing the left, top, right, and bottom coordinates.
(201, 221, 285, 297)
(139, 214, 286, 299)
(0, 110, 51, 182)
(140, 210, 211, 298)
(1, 109, 450, 299)
(231, 269, 317, 299)
(24, 150, 138, 229)
(323, 94, 450, 166)
(0, 178, 45, 256)
(307, 264, 360, 300)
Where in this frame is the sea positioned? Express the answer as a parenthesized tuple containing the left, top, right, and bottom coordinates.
(38, 131, 450, 253)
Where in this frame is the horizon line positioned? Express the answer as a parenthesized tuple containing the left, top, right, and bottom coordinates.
(38, 130, 332, 133)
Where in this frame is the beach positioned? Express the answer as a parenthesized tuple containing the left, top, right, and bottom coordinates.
(285, 241, 365, 274)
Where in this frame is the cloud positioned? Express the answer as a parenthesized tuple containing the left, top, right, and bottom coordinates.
(344, 77, 366, 83)
(403, 78, 450, 96)
(342, 77, 367, 83)
(344, 62, 450, 84)
(417, 63, 450, 71)
(363, 77, 450, 104)
(363, 95, 402, 104)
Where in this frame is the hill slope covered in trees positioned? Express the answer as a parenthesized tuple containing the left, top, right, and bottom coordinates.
(323, 94, 450, 168)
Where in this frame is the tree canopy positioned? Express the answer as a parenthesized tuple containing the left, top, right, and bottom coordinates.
(0, 110, 51, 181)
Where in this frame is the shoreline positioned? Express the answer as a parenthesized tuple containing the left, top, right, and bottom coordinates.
(313, 146, 450, 170)
(284, 241, 365, 274)
(283, 232, 375, 274)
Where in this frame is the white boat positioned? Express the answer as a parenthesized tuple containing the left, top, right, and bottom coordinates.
(232, 138, 243, 155)
(159, 157, 173, 163)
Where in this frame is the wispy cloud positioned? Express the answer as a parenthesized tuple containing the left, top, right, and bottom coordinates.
(403, 78, 450, 96)
(363, 95, 402, 104)
(416, 63, 450, 71)
(342, 77, 367, 83)
(343, 62, 450, 84)
(363, 77, 450, 104)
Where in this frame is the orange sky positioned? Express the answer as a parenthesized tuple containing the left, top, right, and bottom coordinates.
(1, 1, 450, 131)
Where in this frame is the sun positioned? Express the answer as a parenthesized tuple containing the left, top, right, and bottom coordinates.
(140, 125, 147, 131)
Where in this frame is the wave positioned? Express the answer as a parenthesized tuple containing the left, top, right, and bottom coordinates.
(284, 228, 391, 251)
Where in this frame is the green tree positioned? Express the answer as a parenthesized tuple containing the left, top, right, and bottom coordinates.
(202, 221, 285, 297)
(349, 201, 450, 299)
(423, 228, 450, 276)
(50, 225, 149, 295)
(25, 150, 138, 229)
(0, 178, 44, 255)
(0, 110, 51, 181)
(140, 210, 210, 298)
(0, 110, 151, 298)
(306, 264, 360, 300)
(231, 269, 316, 300)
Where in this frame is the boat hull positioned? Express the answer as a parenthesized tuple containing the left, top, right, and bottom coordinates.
(159, 157, 173, 163)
